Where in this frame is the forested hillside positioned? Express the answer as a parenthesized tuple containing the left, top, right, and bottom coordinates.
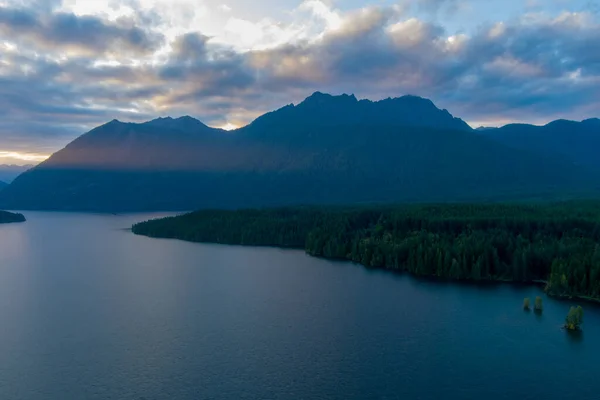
(133, 203, 600, 300)
(0, 210, 25, 223)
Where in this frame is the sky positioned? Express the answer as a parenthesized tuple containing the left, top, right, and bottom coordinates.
(0, 0, 599, 164)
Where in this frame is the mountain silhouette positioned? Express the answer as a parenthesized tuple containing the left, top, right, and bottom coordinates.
(250, 92, 472, 132)
(483, 118, 600, 169)
(0, 164, 33, 183)
(0, 93, 597, 211)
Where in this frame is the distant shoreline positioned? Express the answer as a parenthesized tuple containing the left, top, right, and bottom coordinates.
(0, 210, 26, 224)
(134, 230, 600, 306)
(131, 203, 600, 306)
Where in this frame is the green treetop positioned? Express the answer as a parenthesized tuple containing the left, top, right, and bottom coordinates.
(565, 306, 584, 331)
(534, 296, 543, 313)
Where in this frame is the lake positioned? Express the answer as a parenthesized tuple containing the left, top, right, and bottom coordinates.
(0, 212, 598, 400)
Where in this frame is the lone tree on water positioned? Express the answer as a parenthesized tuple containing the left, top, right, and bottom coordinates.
(534, 296, 543, 313)
(523, 298, 531, 310)
(565, 306, 584, 331)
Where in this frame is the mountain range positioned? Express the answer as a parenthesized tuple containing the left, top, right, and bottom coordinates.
(0, 164, 33, 183)
(0, 92, 598, 211)
(480, 119, 600, 170)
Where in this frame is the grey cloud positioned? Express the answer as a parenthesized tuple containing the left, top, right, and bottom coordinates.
(0, 7, 37, 30)
(0, 54, 158, 152)
(249, 13, 454, 95)
(158, 33, 256, 99)
(0, 5, 163, 55)
(170, 32, 211, 62)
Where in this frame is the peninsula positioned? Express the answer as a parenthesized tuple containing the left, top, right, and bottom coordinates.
(0, 210, 25, 224)
(132, 202, 600, 300)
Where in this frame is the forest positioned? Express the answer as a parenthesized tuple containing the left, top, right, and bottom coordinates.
(132, 202, 600, 300)
(0, 210, 25, 224)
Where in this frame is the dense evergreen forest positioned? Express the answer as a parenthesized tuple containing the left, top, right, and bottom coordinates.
(0, 210, 25, 223)
(132, 203, 600, 300)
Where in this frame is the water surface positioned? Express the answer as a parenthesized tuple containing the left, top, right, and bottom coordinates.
(0, 212, 598, 399)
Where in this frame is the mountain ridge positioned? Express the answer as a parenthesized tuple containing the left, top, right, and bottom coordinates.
(248, 92, 472, 132)
(0, 92, 598, 212)
(0, 164, 33, 183)
(482, 118, 600, 170)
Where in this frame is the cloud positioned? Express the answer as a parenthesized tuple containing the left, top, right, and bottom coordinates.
(0, 0, 599, 161)
(0, 5, 163, 56)
(157, 32, 256, 100)
(416, 0, 464, 15)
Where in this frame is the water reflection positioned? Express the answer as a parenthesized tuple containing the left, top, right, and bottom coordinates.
(565, 328, 584, 344)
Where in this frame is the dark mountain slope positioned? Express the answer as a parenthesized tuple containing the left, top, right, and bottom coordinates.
(0, 93, 597, 211)
(483, 118, 600, 169)
(40, 118, 235, 171)
(0, 164, 32, 183)
(249, 92, 472, 133)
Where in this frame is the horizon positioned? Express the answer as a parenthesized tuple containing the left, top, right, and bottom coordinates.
(1, 0, 599, 164)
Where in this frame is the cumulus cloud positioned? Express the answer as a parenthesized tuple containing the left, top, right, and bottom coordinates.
(0, 0, 599, 162)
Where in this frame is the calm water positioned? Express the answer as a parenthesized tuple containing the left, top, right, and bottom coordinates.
(0, 212, 599, 400)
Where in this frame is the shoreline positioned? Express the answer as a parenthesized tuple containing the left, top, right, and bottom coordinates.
(0, 210, 26, 224)
(133, 231, 600, 306)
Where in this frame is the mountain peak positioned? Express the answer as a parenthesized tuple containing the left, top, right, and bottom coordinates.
(176, 115, 200, 122)
(308, 91, 327, 99)
(249, 91, 471, 132)
(300, 92, 358, 107)
(583, 118, 600, 125)
(387, 94, 437, 108)
(103, 119, 123, 126)
(399, 94, 428, 101)
(144, 115, 208, 130)
(146, 116, 173, 124)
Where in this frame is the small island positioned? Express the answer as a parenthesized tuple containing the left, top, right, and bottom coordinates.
(534, 296, 543, 313)
(0, 210, 26, 224)
(565, 306, 584, 331)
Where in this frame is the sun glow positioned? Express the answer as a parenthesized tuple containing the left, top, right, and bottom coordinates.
(0, 151, 49, 164)
(219, 122, 239, 131)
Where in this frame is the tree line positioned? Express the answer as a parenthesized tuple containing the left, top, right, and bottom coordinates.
(0, 210, 25, 224)
(132, 202, 600, 299)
